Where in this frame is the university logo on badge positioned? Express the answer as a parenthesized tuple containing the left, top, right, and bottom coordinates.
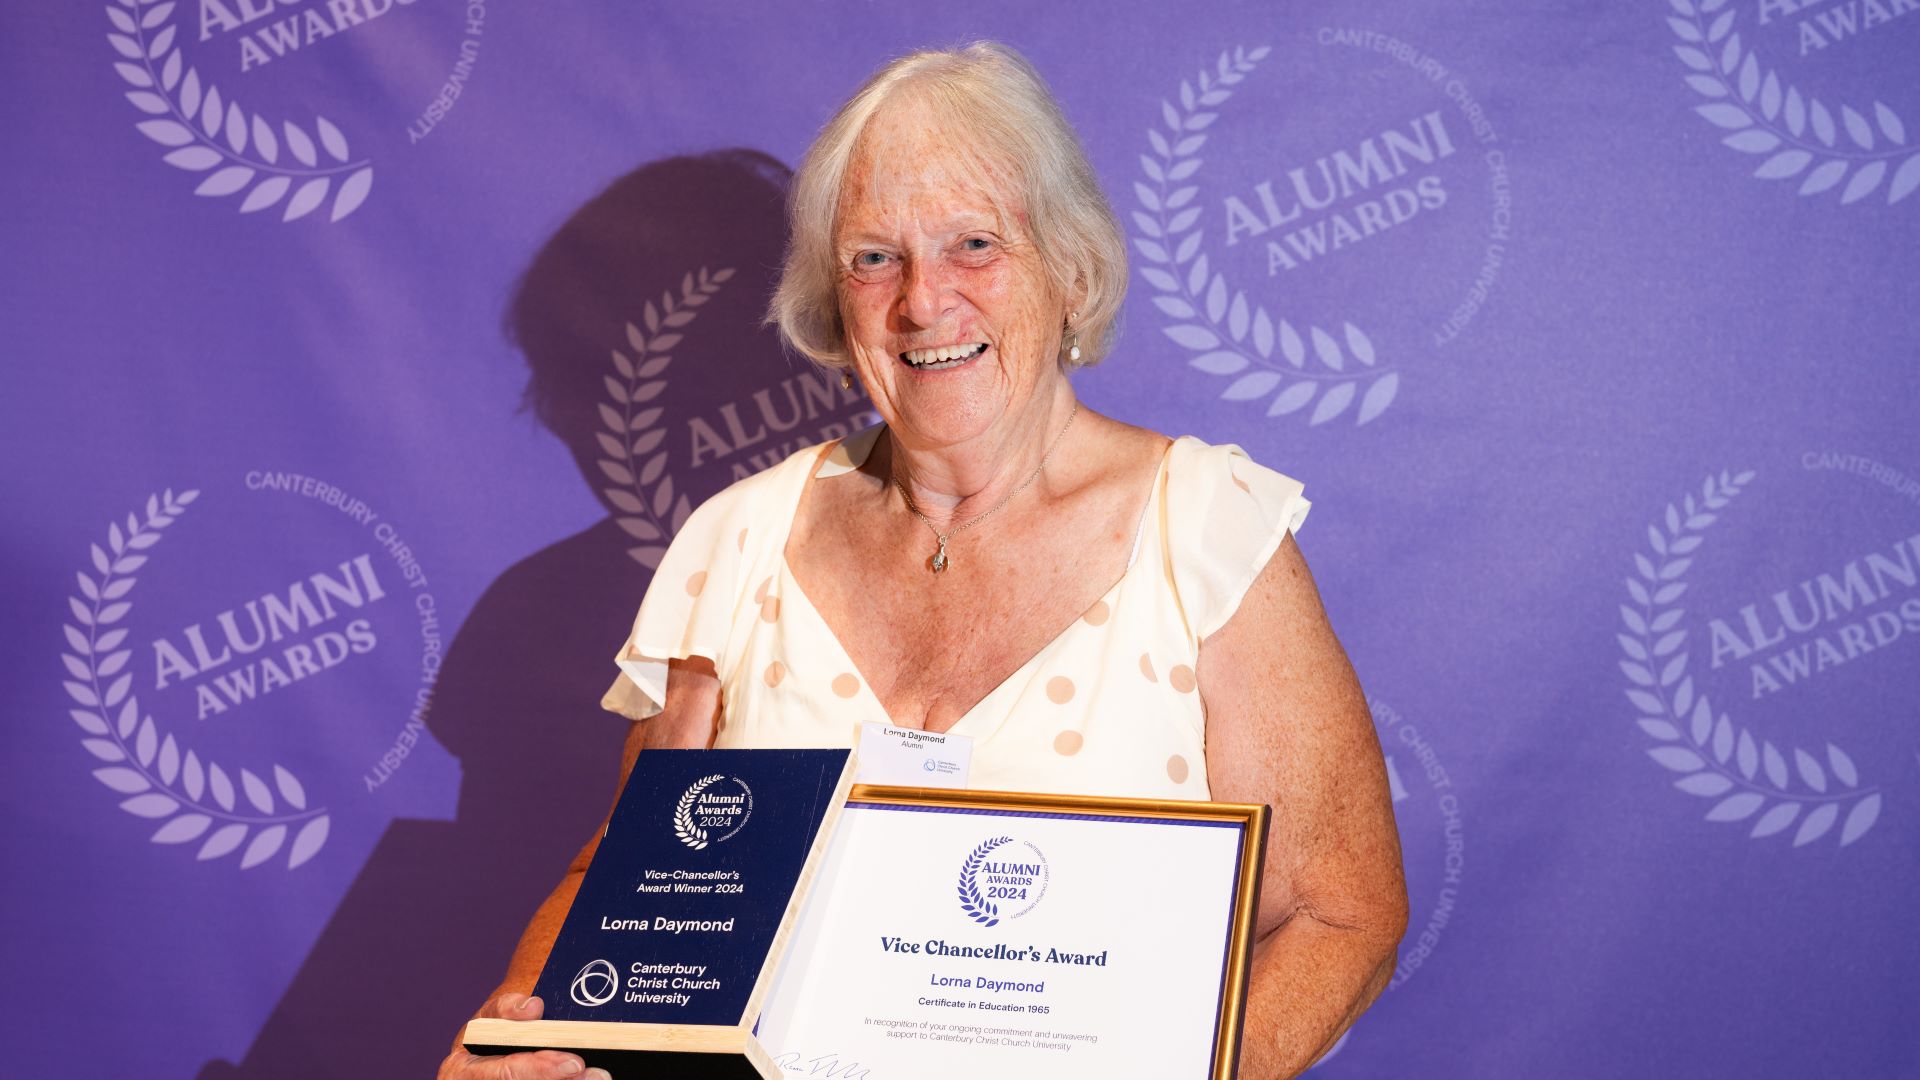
(955, 837, 1049, 928)
(103, 0, 491, 223)
(1618, 456, 1914, 848)
(1131, 34, 1512, 426)
(1665, 0, 1920, 205)
(57, 474, 445, 870)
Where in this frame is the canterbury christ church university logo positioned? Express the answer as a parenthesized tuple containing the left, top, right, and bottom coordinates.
(1133, 34, 1512, 426)
(106, 0, 491, 223)
(569, 959, 620, 1008)
(59, 474, 444, 870)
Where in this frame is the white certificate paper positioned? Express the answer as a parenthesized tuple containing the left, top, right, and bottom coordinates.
(757, 797, 1255, 1078)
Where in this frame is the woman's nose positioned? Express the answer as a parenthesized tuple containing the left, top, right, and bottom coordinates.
(898, 255, 956, 328)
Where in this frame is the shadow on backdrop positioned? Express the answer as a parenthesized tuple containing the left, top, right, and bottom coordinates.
(201, 150, 872, 1079)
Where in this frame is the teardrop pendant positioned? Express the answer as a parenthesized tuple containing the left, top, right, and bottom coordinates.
(930, 536, 950, 573)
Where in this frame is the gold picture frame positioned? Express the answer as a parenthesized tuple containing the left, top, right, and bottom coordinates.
(809, 783, 1271, 1079)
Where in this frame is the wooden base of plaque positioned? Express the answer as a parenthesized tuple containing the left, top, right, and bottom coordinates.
(463, 1018, 776, 1079)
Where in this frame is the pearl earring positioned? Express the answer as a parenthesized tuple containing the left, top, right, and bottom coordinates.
(1065, 312, 1082, 363)
(840, 371, 854, 390)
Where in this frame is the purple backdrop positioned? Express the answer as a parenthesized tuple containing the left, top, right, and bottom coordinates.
(4, 0, 1916, 1076)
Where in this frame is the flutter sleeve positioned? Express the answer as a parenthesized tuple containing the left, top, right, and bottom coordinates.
(1163, 438, 1312, 643)
(599, 483, 755, 721)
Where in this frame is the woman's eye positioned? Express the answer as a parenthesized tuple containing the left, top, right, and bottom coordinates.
(855, 251, 888, 267)
(962, 237, 992, 251)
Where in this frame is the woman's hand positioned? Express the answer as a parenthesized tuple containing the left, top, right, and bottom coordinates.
(436, 992, 607, 1080)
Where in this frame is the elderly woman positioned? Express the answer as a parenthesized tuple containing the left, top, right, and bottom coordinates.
(443, 42, 1404, 1080)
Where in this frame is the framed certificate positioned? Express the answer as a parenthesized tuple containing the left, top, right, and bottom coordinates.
(755, 785, 1269, 1079)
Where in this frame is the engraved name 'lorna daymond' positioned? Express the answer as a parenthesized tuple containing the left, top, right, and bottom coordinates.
(1220, 111, 1457, 274)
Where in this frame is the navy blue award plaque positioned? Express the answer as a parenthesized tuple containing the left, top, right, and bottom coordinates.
(463, 748, 856, 1079)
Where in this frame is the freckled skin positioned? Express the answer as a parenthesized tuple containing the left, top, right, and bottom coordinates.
(834, 97, 1067, 474)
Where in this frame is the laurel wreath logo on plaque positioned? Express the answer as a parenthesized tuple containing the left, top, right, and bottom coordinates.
(1666, 0, 1920, 205)
(60, 490, 332, 869)
(673, 774, 726, 850)
(1621, 471, 1882, 847)
(597, 266, 734, 569)
(1134, 47, 1400, 425)
(673, 773, 751, 850)
(105, 0, 375, 222)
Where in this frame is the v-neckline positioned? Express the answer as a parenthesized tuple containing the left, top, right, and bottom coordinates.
(775, 430, 1174, 738)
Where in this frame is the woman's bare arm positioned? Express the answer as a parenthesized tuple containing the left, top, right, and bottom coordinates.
(1200, 536, 1408, 1079)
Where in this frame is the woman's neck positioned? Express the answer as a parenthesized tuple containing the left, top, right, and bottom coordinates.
(881, 384, 1081, 527)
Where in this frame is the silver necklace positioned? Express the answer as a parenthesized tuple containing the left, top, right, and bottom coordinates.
(892, 402, 1080, 574)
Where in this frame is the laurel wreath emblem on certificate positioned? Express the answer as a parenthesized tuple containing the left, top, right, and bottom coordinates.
(1620, 470, 1882, 847)
(104, 0, 375, 222)
(1134, 46, 1400, 426)
(61, 490, 332, 869)
(1666, 0, 1920, 206)
(956, 836, 1013, 926)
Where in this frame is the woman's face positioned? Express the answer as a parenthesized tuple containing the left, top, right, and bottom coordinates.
(834, 100, 1067, 454)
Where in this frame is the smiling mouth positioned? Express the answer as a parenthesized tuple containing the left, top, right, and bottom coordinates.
(900, 342, 988, 370)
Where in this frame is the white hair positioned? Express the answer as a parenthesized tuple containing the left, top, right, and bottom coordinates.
(769, 41, 1127, 369)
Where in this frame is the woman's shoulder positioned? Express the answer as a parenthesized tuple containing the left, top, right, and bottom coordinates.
(603, 435, 845, 721)
(1164, 434, 1304, 491)
(1159, 434, 1312, 642)
(678, 433, 850, 537)
(1164, 430, 1311, 511)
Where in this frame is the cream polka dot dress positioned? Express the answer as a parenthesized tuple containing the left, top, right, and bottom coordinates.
(602, 425, 1309, 800)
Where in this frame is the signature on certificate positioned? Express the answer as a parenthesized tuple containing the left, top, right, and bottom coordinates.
(773, 1049, 873, 1078)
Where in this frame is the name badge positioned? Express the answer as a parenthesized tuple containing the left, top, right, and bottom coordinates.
(855, 721, 972, 788)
